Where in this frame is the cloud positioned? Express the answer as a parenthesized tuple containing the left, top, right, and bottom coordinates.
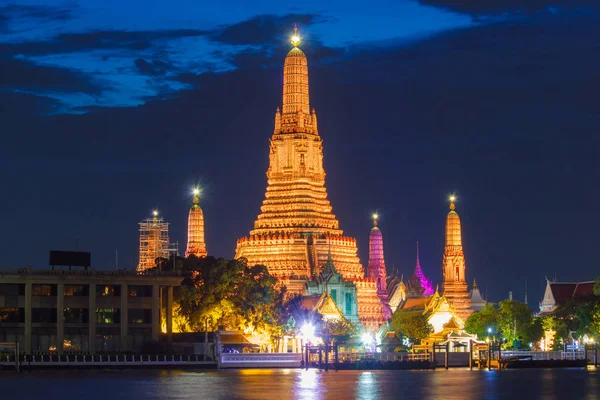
(210, 13, 330, 45)
(0, 91, 61, 115)
(0, 57, 103, 94)
(0, 4, 73, 34)
(417, 0, 598, 15)
(134, 58, 178, 76)
(0, 29, 209, 57)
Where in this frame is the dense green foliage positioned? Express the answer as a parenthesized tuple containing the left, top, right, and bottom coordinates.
(390, 310, 433, 343)
(158, 256, 285, 341)
(464, 300, 543, 348)
(552, 287, 600, 341)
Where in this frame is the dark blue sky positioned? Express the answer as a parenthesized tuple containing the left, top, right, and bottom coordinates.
(1, 0, 599, 306)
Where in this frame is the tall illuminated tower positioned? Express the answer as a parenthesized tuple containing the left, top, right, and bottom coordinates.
(441, 196, 472, 320)
(138, 210, 170, 271)
(185, 188, 207, 258)
(235, 26, 363, 287)
(368, 214, 387, 293)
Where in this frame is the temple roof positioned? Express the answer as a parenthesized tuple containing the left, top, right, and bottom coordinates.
(402, 297, 431, 312)
(549, 281, 595, 305)
(469, 279, 486, 303)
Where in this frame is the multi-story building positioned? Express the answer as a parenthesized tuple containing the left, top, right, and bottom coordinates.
(0, 268, 182, 354)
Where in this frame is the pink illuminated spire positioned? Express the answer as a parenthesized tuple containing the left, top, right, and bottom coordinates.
(414, 241, 434, 295)
(368, 214, 387, 293)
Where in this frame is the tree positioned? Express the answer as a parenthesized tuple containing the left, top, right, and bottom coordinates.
(465, 300, 543, 348)
(167, 256, 285, 341)
(390, 310, 433, 344)
(323, 318, 357, 343)
(464, 304, 499, 340)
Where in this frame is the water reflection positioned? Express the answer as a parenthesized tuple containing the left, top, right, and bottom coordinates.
(355, 372, 378, 400)
(0, 368, 598, 400)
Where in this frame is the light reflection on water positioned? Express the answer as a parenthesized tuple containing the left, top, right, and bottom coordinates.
(0, 368, 598, 400)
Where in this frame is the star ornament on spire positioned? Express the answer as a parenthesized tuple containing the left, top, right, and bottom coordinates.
(449, 195, 456, 210)
(372, 213, 379, 226)
(290, 24, 300, 47)
(192, 187, 201, 204)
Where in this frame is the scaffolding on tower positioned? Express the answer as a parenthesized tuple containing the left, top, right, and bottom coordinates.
(138, 212, 177, 272)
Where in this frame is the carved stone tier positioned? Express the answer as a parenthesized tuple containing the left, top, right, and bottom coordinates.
(236, 234, 363, 285)
(354, 279, 387, 330)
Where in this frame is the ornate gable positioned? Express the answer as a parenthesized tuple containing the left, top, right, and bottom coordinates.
(318, 294, 344, 320)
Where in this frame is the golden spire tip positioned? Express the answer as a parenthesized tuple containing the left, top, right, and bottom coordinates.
(449, 195, 456, 210)
(290, 24, 300, 47)
(372, 213, 378, 226)
(192, 187, 200, 204)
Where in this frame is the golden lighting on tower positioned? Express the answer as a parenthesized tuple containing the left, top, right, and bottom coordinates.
(449, 195, 456, 203)
(152, 210, 158, 217)
(192, 187, 200, 196)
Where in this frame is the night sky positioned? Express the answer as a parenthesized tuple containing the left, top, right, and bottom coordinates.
(2, 0, 599, 306)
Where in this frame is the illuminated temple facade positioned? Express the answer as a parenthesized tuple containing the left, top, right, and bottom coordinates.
(185, 189, 207, 258)
(234, 29, 385, 328)
(441, 198, 472, 321)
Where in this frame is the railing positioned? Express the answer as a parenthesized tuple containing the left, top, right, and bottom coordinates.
(337, 352, 430, 363)
(501, 350, 586, 361)
(0, 268, 182, 277)
(220, 353, 302, 364)
(219, 353, 302, 368)
(0, 353, 215, 368)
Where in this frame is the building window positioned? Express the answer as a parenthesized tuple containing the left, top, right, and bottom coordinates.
(32, 284, 54, 296)
(32, 308, 57, 323)
(129, 309, 152, 324)
(0, 284, 20, 296)
(96, 285, 121, 297)
(345, 293, 352, 315)
(96, 308, 120, 324)
(0, 308, 24, 323)
(63, 308, 89, 324)
(64, 285, 88, 297)
(330, 289, 337, 304)
(128, 285, 152, 297)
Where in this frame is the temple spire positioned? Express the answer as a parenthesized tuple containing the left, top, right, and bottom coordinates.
(442, 194, 471, 320)
(185, 187, 207, 258)
(413, 241, 433, 295)
(368, 213, 387, 293)
(282, 25, 310, 116)
(446, 195, 462, 247)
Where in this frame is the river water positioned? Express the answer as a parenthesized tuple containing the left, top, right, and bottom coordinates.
(1, 368, 598, 400)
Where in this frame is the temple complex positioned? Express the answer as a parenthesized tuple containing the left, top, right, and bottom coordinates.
(234, 27, 363, 284)
(441, 197, 472, 321)
(234, 27, 385, 329)
(185, 188, 207, 258)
